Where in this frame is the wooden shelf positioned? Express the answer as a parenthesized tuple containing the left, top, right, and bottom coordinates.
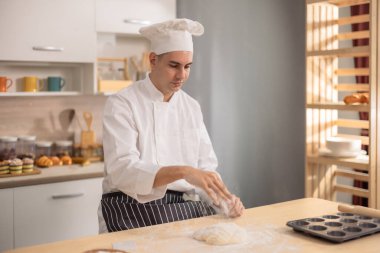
(335, 68, 369, 76)
(307, 0, 370, 7)
(337, 14, 370, 25)
(337, 30, 370, 40)
(307, 46, 369, 58)
(334, 184, 369, 198)
(0, 91, 81, 97)
(307, 154, 369, 170)
(335, 84, 369, 91)
(334, 168, 369, 181)
(306, 102, 369, 111)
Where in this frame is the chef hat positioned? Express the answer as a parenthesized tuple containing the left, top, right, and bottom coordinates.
(139, 18, 204, 55)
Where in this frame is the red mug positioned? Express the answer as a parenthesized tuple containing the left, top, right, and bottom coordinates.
(0, 76, 13, 92)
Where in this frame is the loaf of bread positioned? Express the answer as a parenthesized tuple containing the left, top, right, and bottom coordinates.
(61, 155, 72, 165)
(36, 156, 53, 167)
(50, 156, 63, 166)
(343, 93, 369, 105)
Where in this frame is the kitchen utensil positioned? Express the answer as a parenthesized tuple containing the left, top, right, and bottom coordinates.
(0, 76, 13, 92)
(83, 249, 129, 253)
(318, 147, 366, 158)
(24, 76, 43, 92)
(326, 137, 361, 155)
(47, 76, 65, 91)
(338, 204, 380, 219)
(81, 112, 96, 148)
(287, 212, 380, 243)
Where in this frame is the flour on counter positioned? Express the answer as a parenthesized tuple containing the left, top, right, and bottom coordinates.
(193, 223, 248, 245)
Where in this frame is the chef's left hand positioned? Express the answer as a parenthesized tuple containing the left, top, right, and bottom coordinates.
(228, 195, 245, 218)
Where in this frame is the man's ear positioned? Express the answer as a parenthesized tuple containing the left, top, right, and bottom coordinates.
(149, 52, 157, 68)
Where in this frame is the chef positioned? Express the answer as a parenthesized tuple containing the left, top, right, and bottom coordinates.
(98, 18, 244, 233)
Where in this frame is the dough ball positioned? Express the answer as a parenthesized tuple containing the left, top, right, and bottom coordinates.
(193, 223, 247, 245)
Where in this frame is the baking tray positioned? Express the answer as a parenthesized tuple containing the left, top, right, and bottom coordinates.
(287, 212, 380, 243)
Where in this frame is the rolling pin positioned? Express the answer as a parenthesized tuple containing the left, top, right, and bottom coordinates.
(338, 204, 380, 218)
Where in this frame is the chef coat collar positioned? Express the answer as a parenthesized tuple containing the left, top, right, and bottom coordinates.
(144, 75, 178, 104)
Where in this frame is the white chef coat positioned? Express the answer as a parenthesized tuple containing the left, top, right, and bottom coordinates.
(101, 75, 218, 203)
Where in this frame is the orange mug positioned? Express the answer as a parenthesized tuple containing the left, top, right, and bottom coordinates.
(0, 76, 13, 92)
(23, 76, 43, 92)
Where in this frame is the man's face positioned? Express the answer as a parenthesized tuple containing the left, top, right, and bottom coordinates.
(150, 51, 193, 100)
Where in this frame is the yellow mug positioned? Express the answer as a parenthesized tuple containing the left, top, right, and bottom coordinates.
(24, 76, 43, 92)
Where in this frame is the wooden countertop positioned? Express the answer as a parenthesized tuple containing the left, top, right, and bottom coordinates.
(0, 163, 104, 189)
(5, 198, 380, 253)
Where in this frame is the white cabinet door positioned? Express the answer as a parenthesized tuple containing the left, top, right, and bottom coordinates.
(0, 188, 14, 252)
(0, 0, 96, 62)
(14, 177, 103, 248)
(96, 0, 176, 34)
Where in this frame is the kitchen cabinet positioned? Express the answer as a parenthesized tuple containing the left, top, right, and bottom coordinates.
(305, 0, 379, 208)
(95, 0, 176, 35)
(0, 189, 14, 253)
(13, 177, 102, 248)
(0, 0, 96, 63)
(0, 0, 96, 95)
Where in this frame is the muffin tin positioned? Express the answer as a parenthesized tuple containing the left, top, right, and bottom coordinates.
(287, 212, 380, 243)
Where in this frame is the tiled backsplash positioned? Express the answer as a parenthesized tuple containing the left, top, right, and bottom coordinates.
(0, 95, 108, 144)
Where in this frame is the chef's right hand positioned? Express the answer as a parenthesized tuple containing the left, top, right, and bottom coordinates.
(184, 167, 232, 204)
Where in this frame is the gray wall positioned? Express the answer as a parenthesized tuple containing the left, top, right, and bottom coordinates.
(177, 0, 306, 208)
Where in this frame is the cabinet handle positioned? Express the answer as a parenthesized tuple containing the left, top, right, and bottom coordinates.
(32, 46, 64, 52)
(123, 19, 151, 25)
(51, 193, 84, 199)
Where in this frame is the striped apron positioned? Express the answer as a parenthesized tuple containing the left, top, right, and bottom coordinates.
(101, 190, 216, 232)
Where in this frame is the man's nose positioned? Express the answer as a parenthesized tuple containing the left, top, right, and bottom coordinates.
(176, 68, 186, 79)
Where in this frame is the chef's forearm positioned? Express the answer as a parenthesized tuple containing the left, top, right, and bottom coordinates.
(153, 166, 192, 188)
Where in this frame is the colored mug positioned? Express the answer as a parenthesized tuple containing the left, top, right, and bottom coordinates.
(47, 76, 65, 91)
(0, 76, 13, 92)
(24, 76, 43, 92)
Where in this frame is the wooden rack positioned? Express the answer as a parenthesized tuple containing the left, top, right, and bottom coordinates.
(305, 0, 379, 208)
(97, 57, 133, 94)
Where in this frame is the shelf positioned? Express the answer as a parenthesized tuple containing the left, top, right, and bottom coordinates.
(337, 14, 370, 25)
(337, 30, 370, 41)
(335, 68, 369, 76)
(307, 0, 370, 7)
(306, 102, 369, 111)
(335, 84, 369, 91)
(307, 46, 369, 58)
(334, 168, 369, 181)
(307, 154, 369, 170)
(334, 184, 369, 198)
(0, 92, 80, 97)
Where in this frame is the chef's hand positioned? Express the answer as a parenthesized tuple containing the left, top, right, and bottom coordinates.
(184, 167, 232, 204)
(227, 195, 245, 218)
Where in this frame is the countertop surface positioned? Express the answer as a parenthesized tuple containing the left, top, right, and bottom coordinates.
(0, 162, 104, 189)
(5, 198, 380, 253)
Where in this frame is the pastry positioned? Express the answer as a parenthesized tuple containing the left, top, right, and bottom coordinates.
(343, 93, 369, 105)
(0, 160, 10, 175)
(22, 158, 34, 173)
(9, 158, 23, 174)
(61, 155, 72, 165)
(50, 156, 62, 166)
(36, 156, 53, 168)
